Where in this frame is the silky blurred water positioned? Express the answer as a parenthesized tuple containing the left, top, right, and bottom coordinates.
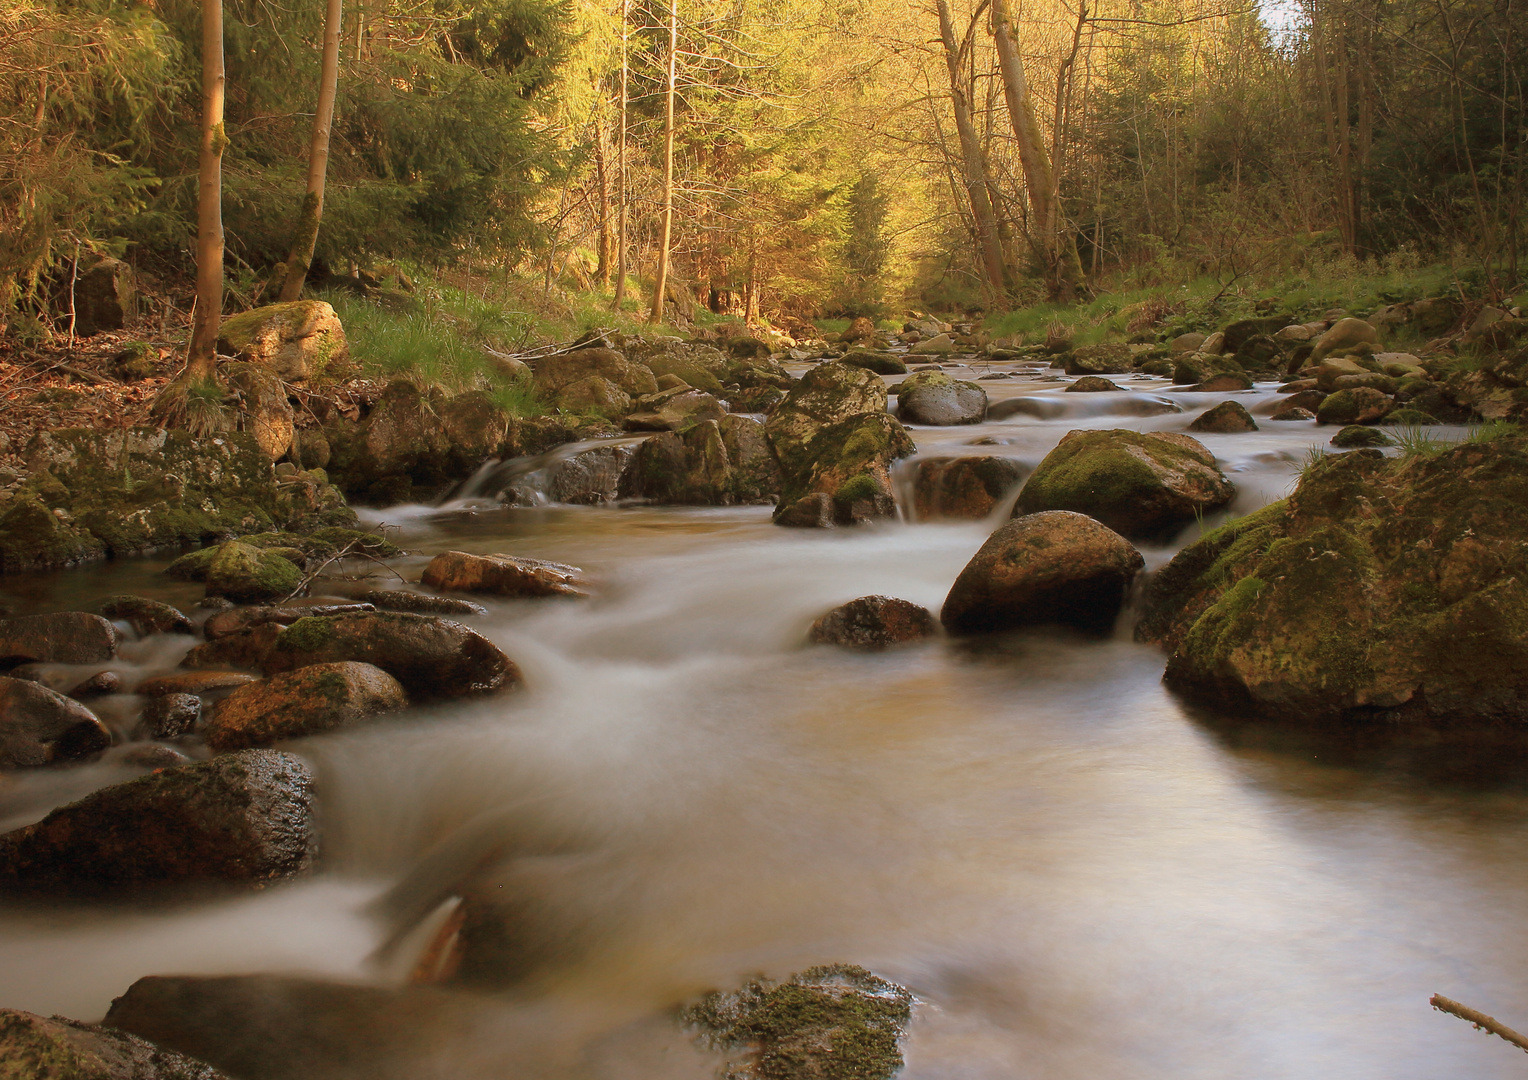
(0, 364, 1520, 1079)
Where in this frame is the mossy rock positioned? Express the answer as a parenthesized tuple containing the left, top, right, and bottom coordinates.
(0, 1008, 233, 1080)
(765, 363, 888, 479)
(840, 350, 907, 376)
(0, 495, 105, 573)
(1064, 343, 1133, 376)
(204, 662, 408, 752)
(774, 411, 915, 523)
(1173, 353, 1244, 385)
(203, 541, 303, 603)
(684, 964, 913, 1080)
(1013, 429, 1234, 540)
(1137, 439, 1528, 725)
(1316, 387, 1394, 425)
(217, 300, 350, 382)
(1331, 425, 1392, 448)
(164, 546, 222, 582)
(1381, 408, 1442, 426)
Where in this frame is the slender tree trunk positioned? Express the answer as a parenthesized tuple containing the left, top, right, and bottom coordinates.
(936, 0, 1007, 304)
(991, 0, 1084, 297)
(279, 0, 343, 302)
(1308, 0, 1355, 254)
(188, 0, 226, 377)
(594, 122, 611, 286)
(612, 0, 630, 311)
(649, 0, 677, 324)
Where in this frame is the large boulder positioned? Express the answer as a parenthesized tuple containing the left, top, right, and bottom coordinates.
(1188, 400, 1258, 433)
(0, 676, 112, 767)
(909, 456, 1027, 520)
(217, 301, 349, 382)
(841, 350, 908, 376)
(553, 375, 630, 416)
(203, 541, 303, 603)
(1136, 440, 1528, 724)
(684, 965, 913, 1080)
(0, 611, 117, 664)
(764, 362, 888, 478)
(0, 428, 352, 572)
(534, 348, 657, 399)
(774, 412, 915, 527)
(1316, 387, 1394, 425)
(808, 597, 937, 650)
(261, 612, 520, 699)
(204, 662, 408, 752)
(69, 256, 136, 336)
(1173, 353, 1244, 386)
(1309, 317, 1378, 364)
(100, 595, 194, 637)
(622, 388, 725, 432)
(1221, 317, 1290, 353)
(1440, 346, 1528, 422)
(1063, 343, 1133, 376)
(1013, 430, 1234, 540)
(0, 750, 316, 895)
(0, 1009, 231, 1080)
(896, 371, 987, 425)
(941, 511, 1144, 635)
(420, 551, 589, 599)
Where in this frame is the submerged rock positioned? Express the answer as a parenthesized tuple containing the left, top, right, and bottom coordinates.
(0, 676, 112, 767)
(1013, 429, 1234, 540)
(683, 964, 914, 1080)
(262, 612, 520, 700)
(0, 749, 316, 894)
(1331, 425, 1392, 448)
(421, 551, 589, 599)
(1067, 376, 1122, 392)
(0, 611, 117, 665)
(1136, 439, 1528, 725)
(205, 662, 408, 752)
(808, 596, 937, 650)
(941, 511, 1144, 635)
(0, 1008, 232, 1080)
(908, 456, 1027, 520)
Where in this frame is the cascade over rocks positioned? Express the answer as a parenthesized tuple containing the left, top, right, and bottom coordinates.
(0, 749, 317, 895)
(1013, 430, 1234, 540)
(1136, 439, 1528, 725)
(941, 511, 1145, 635)
(0, 676, 112, 767)
(909, 456, 1028, 520)
(621, 416, 782, 505)
(808, 596, 937, 649)
(205, 662, 409, 752)
(896, 370, 987, 425)
(0, 1009, 233, 1080)
(262, 612, 520, 699)
(421, 551, 590, 599)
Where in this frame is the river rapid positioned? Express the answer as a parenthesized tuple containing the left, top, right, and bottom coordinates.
(1, 360, 1525, 1079)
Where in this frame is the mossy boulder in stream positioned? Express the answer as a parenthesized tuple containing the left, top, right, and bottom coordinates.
(683, 964, 914, 1080)
(0, 1008, 233, 1080)
(764, 362, 889, 478)
(619, 415, 783, 506)
(895, 370, 986, 425)
(1013, 429, 1234, 540)
(1136, 439, 1528, 725)
(0, 749, 316, 895)
(203, 541, 303, 603)
(0, 428, 355, 573)
(773, 412, 915, 527)
(262, 611, 521, 700)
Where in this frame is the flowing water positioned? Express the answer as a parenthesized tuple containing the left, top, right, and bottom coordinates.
(1, 361, 1525, 1079)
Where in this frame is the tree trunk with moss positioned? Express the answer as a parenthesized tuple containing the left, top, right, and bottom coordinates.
(278, 0, 343, 302)
(612, 0, 630, 312)
(991, 0, 1085, 299)
(187, 0, 226, 378)
(649, 0, 677, 324)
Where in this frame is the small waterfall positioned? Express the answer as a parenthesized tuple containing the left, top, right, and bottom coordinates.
(441, 436, 650, 509)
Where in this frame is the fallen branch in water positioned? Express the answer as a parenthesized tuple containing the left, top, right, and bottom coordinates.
(1432, 994, 1528, 1054)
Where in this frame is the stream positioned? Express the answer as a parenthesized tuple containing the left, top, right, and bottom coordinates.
(1, 359, 1525, 1079)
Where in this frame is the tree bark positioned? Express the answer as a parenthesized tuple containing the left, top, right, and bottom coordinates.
(936, 0, 1008, 304)
(649, 0, 677, 324)
(279, 0, 344, 302)
(991, 0, 1084, 297)
(594, 121, 611, 286)
(188, 0, 226, 378)
(612, 0, 630, 311)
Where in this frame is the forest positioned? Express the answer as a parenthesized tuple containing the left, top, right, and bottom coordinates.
(2, 0, 1523, 345)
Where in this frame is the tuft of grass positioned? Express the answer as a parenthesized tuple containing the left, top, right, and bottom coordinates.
(1391, 425, 1451, 457)
(152, 374, 230, 436)
(1466, 418, 1521, 443)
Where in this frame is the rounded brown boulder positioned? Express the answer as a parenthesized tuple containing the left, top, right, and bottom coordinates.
(0, 676, 112, 768)
(941, 511, 1145, 635)
(0, 611, 118, 665)
(1188, 400, 1259, 433)
(420, 551, 589, 599)
(261, 611, 521, 699)
(808, 596, 938, 650)
(0, 749, 316, 895)
(0, 1009, 232, 1080)
(205, 662, 408, 752)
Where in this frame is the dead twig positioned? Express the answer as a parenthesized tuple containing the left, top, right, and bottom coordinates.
(278, 534, 407, 603)
(1431, 994, 1528, 1054)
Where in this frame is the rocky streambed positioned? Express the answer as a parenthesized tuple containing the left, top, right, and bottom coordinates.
(3, 306, 1528, 1078)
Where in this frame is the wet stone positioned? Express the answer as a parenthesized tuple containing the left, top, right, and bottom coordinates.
(0, 612, 118, 666)
(135, 693, 202, 740)
(0, 1008, 234, 1080)
(420, 551, 590, 599)
(359, 590, 488, 617)
(99, 596, 195, 637)
(136, 671, 259, 697)
(808, 597, 937, 650)
(0, 676, 113, 768)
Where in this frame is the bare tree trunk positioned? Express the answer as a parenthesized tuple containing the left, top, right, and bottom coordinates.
(991, 0, 1084, 297)
(612, 0, 630, 311)
(936, 0, 1008, 304)
(648, 0, 677, 324)
(594, 121, 611, 286)
(279, 0, 343, 302)
(188, 0, 226, 378)
(1308, 0, 1356, 254)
